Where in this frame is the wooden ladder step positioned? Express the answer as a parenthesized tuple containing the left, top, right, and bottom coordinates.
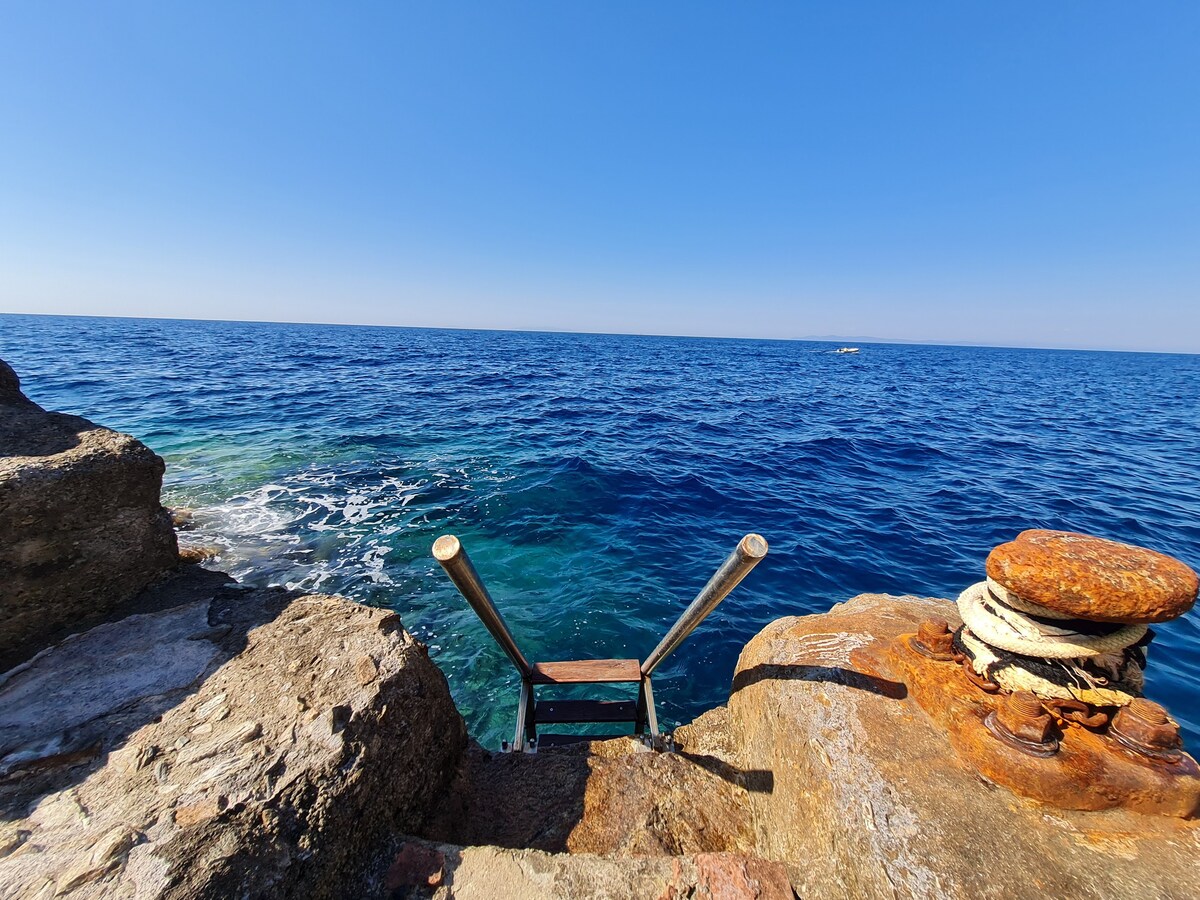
(536, 733, 627, 748)
(535, 699, 638, 724)
(530, 659, 642, 684)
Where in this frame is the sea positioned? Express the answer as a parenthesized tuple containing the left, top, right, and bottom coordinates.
(3, 313, 1199, 748)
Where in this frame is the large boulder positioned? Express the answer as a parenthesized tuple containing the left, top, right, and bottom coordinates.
(564, 727, 756, 857)
(0, 359, 178, 666)
(0, 572, 467, 898)
(727, 593, 1200, 899)
(422, 715, 755, 857)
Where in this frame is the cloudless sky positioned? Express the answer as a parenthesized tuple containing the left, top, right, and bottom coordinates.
(1, 2, 1198, 351)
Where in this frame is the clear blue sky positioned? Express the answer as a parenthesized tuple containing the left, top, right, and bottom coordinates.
(1, 3, 1197, 351)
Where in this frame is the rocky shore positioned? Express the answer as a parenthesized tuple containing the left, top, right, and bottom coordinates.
(2, 358, 1197, 899)
(0, 361, 177, 670)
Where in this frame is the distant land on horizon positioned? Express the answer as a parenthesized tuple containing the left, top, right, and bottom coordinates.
(2, 311, 1196, 357)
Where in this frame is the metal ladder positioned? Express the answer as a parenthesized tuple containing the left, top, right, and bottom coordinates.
(432, 532, 768, 751)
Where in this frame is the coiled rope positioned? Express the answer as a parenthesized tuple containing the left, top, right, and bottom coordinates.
(957, 627, 1144, 707)
(957, 581, 1146, 658)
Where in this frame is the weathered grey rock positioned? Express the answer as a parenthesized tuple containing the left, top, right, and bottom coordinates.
(0, 572, 466, 899)
(362, 839, 793, 899)
(727, 593, 1200, 899)
(0, 360, 179, 666)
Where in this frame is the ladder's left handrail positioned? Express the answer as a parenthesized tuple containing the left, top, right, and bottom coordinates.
(641, 533, 768, 677)
(433, 535, 533, 679)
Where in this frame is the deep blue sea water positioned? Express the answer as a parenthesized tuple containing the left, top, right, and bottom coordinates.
(3, 314, 1199, 748)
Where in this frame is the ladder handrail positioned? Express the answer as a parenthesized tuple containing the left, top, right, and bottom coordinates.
(432, 530, 767, 751)
(641, 533, 768, 677)
(433, 535, 533, 679)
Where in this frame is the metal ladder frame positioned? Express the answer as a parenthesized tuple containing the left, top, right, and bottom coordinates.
(432, 532, 768, 751)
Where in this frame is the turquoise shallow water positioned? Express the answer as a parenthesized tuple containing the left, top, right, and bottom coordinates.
(3, 313, 1199, 747)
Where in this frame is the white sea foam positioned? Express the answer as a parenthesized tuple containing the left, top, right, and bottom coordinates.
(175, 462, 487, 594)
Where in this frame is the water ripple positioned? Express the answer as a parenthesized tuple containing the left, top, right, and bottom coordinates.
(3, 314, 1199, 747)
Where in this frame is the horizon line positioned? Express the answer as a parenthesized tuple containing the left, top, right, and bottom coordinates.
(1, 309, 1196, 357)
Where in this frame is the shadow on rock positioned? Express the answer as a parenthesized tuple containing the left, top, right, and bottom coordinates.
(0, 407, 86, 459)
(731, 662, 908, 700)
(418, 705, 760, 862)
(676, 750, 774, 794)
(419, 744, 589, 853)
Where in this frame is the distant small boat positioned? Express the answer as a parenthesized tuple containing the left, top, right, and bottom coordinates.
(835, 347, 860, 354)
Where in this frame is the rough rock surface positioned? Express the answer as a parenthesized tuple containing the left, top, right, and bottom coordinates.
(987, 529, 1199, 623)
(728, 593, 1200, 899)
(421, 714, 755, 857)
(0, 360, 29, 406)
(0, 360, 178, 666)
(565, 723, 756, 857)
(360, 839, 793, 899)
(0, 568, 466, 898)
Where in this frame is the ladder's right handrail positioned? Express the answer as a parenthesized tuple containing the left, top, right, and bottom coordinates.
(433, 535, 533, 679)
(641, 533, 768, 676)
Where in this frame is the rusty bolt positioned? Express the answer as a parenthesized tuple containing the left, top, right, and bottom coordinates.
(997, 691, 1054, 745)
(914, 618, 955, 659)
(918, 618, 952, 647)
(1128, 698, 1170, 725)
(1111, 699, 1182, 757)
(917, 618, 948, 640)
(1009, 692, 1045, 718)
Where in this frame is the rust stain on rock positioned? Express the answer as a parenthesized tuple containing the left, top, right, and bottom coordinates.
(354, 654, 379, 685)
(693, 852, 794, 900)
(891, 633, 1200, 817)
(385, 841, 446, 890)
(174, 796, 226, 828)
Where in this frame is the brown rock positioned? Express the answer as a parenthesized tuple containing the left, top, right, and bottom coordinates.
(356, 840, 792, 900)
(566, 744, 755, 857)
(385, 842, 446, 890)
(178, 545, 221, 565)
(0, 359, 179, 666)
(355, 654, 379, 685)
(728, 593, 1200, 899)
(49, 825, 139, 893)
(987, 529, 1199, 622)
(420, 745, 591, 852)
(420, 734, 754, 858)
(174, 796, 226, 827)
(89, 825, 139, 868)
(694, 852, 794, 900)
(0, 824, 27, 858)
